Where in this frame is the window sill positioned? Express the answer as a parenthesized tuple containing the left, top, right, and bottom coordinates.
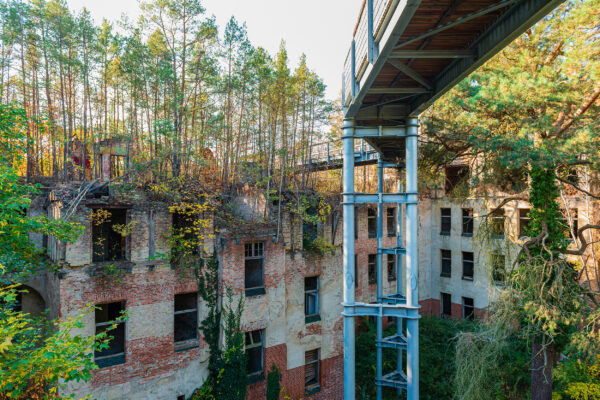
(245, 287, 266, 297)
(461, 233, 473, 237)
(462, 277, 474, 281)
(440, 273, 451, 278)
(95, 353, 126, 368)
(306, 384, 321, 395)
(305, 314, 321, 324)
(247, 372, 265, 384)
(440, 232, 450, 236)
(174, 339, 199, 353)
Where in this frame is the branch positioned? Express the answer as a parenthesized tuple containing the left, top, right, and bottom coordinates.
(555, 84, 600, 136)
(480, 196, 528, 218)
(557, 176, 600, 199)
(565, 224, 600, 255)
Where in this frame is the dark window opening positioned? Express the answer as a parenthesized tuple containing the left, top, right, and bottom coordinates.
(490, 208, 505, 238)
(445, 165, 469, 194)
(246, 329, 264, 380)
(368, 254, 376, 284)
(441, 208, 451, 235)
(305, 276, 320, 322)
(492, 253, 506, 284)
(245, 242, 265, 296)
(354, 255, 358, 288)
(387, 207, 397, 237)
(441, 293, 452, 318)
(95, 302, 126, 368)
(387, 254, 396, 282)
(462, 251, 474, 280)
(441, 249, 452, 277)
(172, 211, 201, 263)
(462, 208, 473, 236)
(110, 155, 126, 179)
(303, 208, 318, 250)
(174, 292, 198, 344)
(519, 208, 531, 238)
(367, 208, 377, 238)
(305, 348, 320, 389)
(463, 297, 474, 320)
(92, 208, 127, 262)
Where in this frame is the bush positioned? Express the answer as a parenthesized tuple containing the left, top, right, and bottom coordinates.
(553, 357, 600, 400)
(266, 364, 281, 400)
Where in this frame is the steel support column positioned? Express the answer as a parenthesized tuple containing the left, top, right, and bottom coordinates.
(405, 117, 419, 400)
(342, 119, 356, 400)
(376, 158, 384, 400)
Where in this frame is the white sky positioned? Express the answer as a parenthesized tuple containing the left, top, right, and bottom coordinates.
(65, 0, 364, 100)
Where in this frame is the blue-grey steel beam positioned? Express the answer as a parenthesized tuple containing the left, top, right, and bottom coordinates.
(405, 118, 420, 400)
(376, 159, 384, 400)
(342, 119, 356, 400)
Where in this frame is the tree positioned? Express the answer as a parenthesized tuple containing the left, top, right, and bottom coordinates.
(0, 101, 122, 399)
(420, 1, 600, 398)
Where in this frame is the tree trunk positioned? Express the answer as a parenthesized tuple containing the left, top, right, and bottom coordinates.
(531, 338, 555, 400)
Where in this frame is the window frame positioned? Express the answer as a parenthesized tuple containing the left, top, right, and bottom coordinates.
(491, 253, 506, 284)
(174, 292, 199, 350)
(245, 242, 265, 296)
(490, 208, 505, 238)
(245, 329, 265, 382)
(305, 348, 320, 392)
(304, 276, 320, 323)
(368, 254, 377, 284)
(440, 208, 451, 236)
(386, 207, 397, 237)
(462, 208, 473, 237)
(387, 254, 397, 282)
(94, 301, 126, 368)
(441, 292, 452, 318)
(440, 249, 452, 278)
(462, 297, 475, 320)
(462, 251, 474, 280)
(367, 207, 377, 238)
(519, 208, 531, 238)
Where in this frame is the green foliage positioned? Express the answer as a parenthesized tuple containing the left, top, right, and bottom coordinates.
(0, 102, 81, 276)
(0, 281, 124, 399)
(553, 357, 600, 400)
(266, 364, 281, 400)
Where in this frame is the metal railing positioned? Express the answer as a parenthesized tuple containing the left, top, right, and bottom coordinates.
(342, 0, 399, 107)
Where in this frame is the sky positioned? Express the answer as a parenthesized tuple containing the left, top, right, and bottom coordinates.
(64, 0, 364, 100)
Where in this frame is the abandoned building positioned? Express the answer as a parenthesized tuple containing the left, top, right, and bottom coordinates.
(17, 138, 595, 400)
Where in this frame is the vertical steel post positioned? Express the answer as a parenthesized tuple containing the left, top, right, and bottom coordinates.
(405, 117, 419, 400)
(342, 119, 356, 400)
(368, 0, 374, 63)
(376, 157, 384, 400)
(397, 184, 404, 394)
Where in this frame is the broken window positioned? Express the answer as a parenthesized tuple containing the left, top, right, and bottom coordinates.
(246, 329, 264, 381)
(491, 253, 506, 283)
(387, 207, 397, 237)
(367, 207, 376, 238)
(368, 254, 376, 284)
(172, 211, 201, 261)
(489, 208, 505, 238)
(303, 208, 318, 251)
(462, 251, 474, 280)
(305, 276, 320, 323)
(387, 254, 396, 282)
(110, 155, 125, 179)
(519, 208, 531, 238)
(445, 165, 469, 194)
(440, 208, 451, 235)
(174, 292, 198, 346)
(462, 208, 473, 236)
(441, 292, 452, 318)
(92, 208, 127, 262)
(245, 242, 265, 296)
(95, 302, 126, 368)
(441, 249, 452, 277)
(462, 297, 474, 320)
(305, 348, 320, 389)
